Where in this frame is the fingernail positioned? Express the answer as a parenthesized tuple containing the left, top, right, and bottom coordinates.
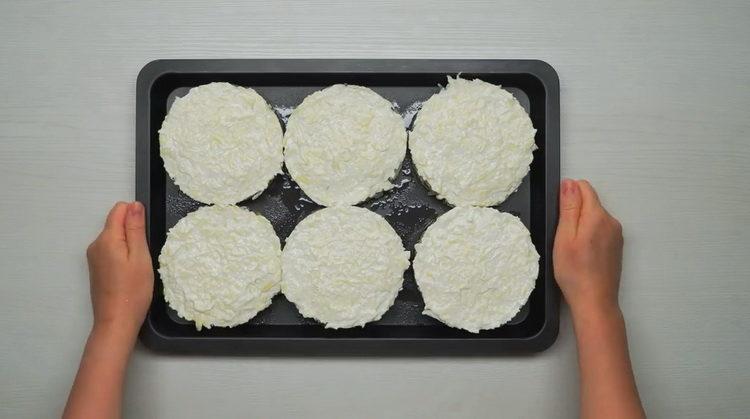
(562, 179, 573, 195)
(129, 201, 143, 217)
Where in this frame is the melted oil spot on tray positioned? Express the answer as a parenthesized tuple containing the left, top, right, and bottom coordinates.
(165, 185, 203, 224)
(245, 172, 322, 243)
(273, 105, 295, 125)
(401, 101, 423, 129)
(363, 157, 450, 250)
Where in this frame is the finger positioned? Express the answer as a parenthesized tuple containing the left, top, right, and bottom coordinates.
(557, 178, 582, 238)
(103, 202, 129, 241)
(125, 201, 148, 258)
(576, 179, 602, 213)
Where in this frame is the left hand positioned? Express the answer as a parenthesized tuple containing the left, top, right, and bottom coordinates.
(86, 201, 154, 338)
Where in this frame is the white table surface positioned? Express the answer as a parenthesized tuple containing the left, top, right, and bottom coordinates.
(2, 1, 749, 418)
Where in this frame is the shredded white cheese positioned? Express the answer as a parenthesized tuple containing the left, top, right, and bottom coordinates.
(159, 82, 283, 205)
(158, 205, 282, 330)
(409, 77, 537, 207)
(284, 84, 407, 206)
(413, 207, 539, 333)
(281, 207, 410, 328)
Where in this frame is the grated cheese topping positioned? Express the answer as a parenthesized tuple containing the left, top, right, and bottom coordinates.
(413, 207, 539, 333)
(158, 205, 282, 330)
(159, 82, 283, 205)
(410, 77, 536, 207)
(284, 84, 407, 206)
(281, 207, 410, 328)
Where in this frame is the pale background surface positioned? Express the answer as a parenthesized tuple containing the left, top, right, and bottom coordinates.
(1, 1, 748, 418)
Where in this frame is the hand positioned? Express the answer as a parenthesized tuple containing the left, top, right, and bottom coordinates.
(86, 201, 154, 339)
(553, 179, 623, 317)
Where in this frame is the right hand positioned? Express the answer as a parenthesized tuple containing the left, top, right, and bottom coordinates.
(553, 179, 624, 316)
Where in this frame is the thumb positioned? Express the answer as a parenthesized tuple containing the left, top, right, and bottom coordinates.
(125, 201, 148, 258)
(557, 179, 582, 238)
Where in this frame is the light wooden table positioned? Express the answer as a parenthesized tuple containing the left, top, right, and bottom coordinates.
(1, 1, 748, 418)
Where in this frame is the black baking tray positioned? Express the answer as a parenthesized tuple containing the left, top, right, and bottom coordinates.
(136, 59, 560, 355)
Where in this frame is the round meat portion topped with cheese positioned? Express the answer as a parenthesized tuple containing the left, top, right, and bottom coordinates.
(159, 82, 283, 205)
(281, 206, 410, 328)
(409, 77, 536, 207)
(158, 205, 281, 330)
(413, 207, 539, 333)
(284, 84, 407, 206)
